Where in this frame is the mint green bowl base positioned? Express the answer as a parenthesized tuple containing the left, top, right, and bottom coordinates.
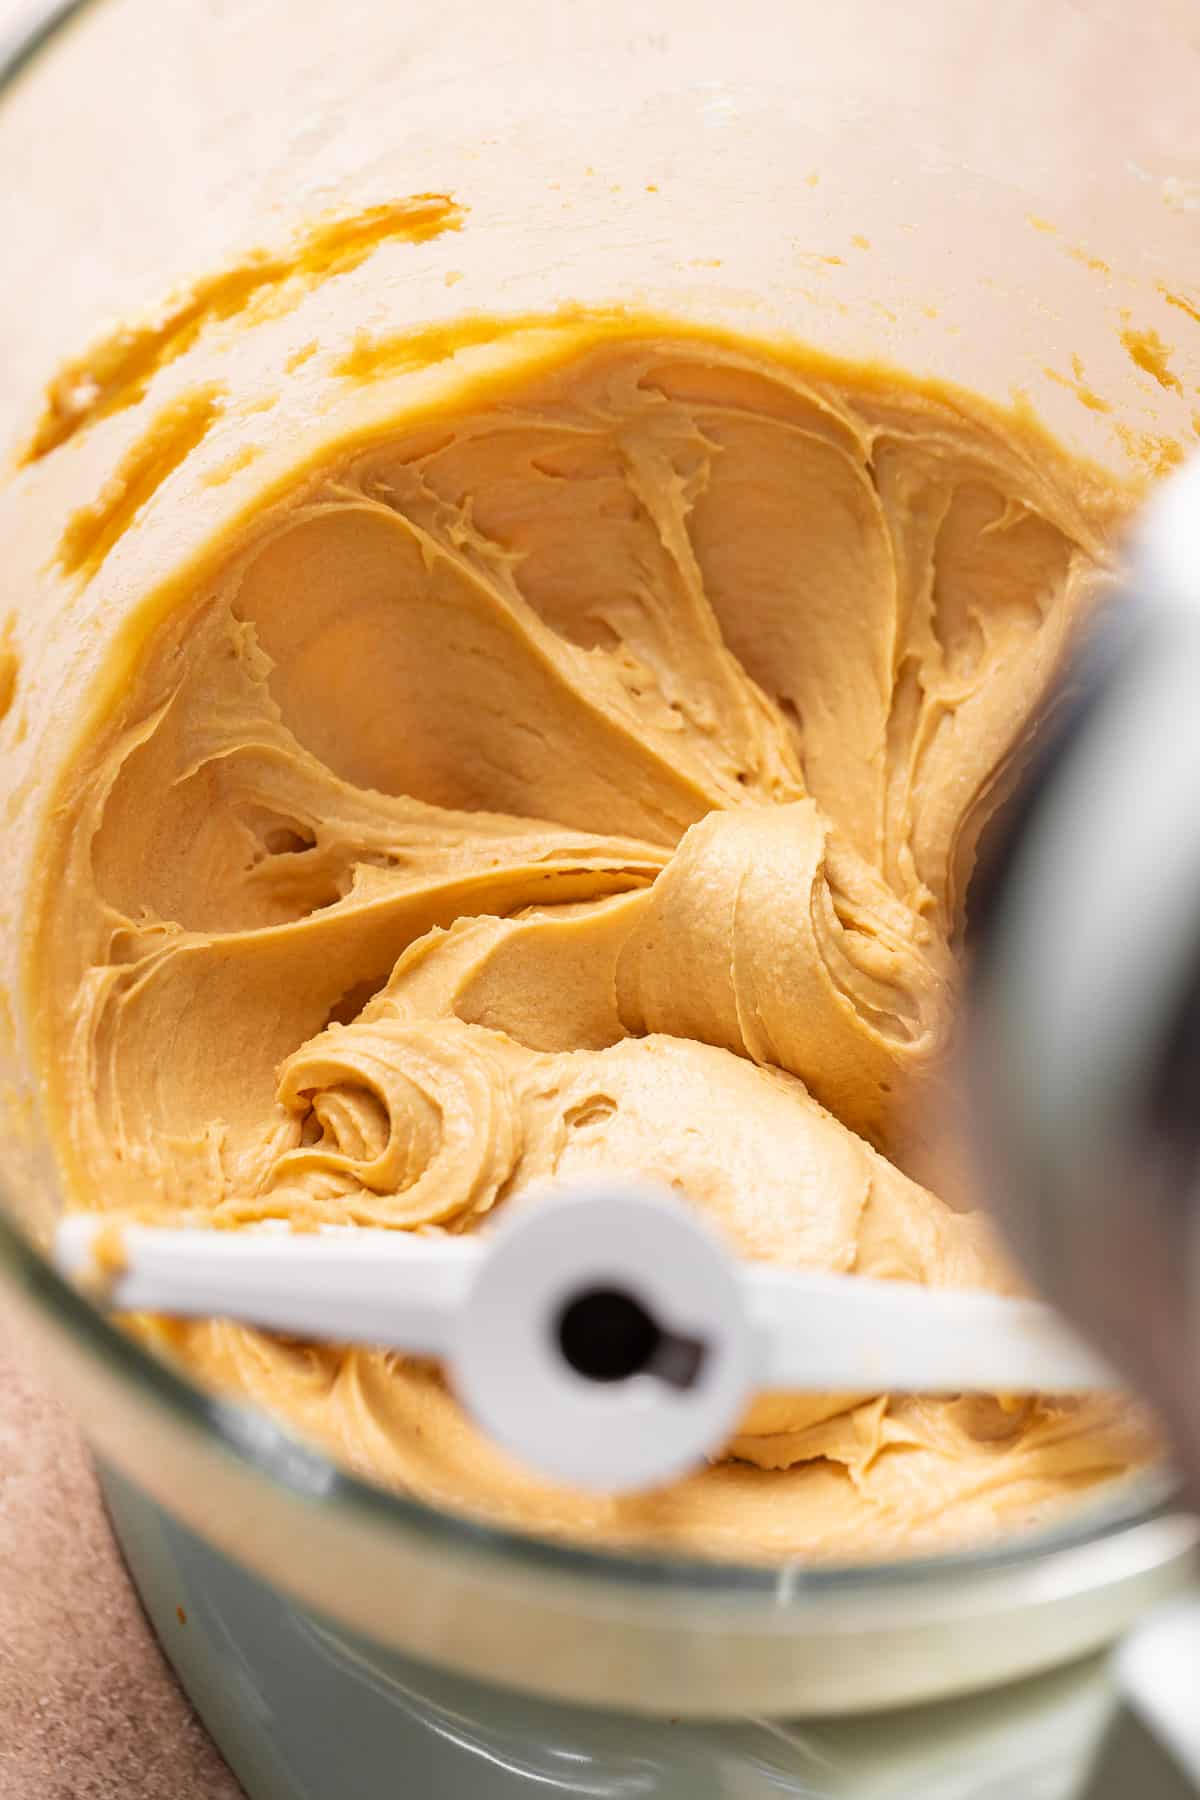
(100, 1464, 1125, 1800)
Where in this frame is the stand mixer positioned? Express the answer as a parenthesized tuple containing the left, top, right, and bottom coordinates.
(47, 452, 1200, 1798)
(3, 1, 1200, 1797)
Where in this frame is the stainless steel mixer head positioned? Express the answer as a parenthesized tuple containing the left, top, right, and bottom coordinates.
(968, 454, 1200, 1489)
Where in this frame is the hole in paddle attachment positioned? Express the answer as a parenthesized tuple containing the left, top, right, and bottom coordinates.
(556, 1287, 708, 1390)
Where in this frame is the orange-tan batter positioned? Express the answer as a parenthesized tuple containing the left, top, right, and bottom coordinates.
(5, 239, 1155, 1559)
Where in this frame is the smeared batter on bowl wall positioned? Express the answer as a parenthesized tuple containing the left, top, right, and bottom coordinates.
(13, 232, 1154, 1558)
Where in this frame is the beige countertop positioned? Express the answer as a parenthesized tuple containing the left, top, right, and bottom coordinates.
(0, 1334, 242, 1800)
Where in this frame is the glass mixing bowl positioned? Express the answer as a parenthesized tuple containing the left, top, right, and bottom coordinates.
(1, 0, 1198, 1721)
